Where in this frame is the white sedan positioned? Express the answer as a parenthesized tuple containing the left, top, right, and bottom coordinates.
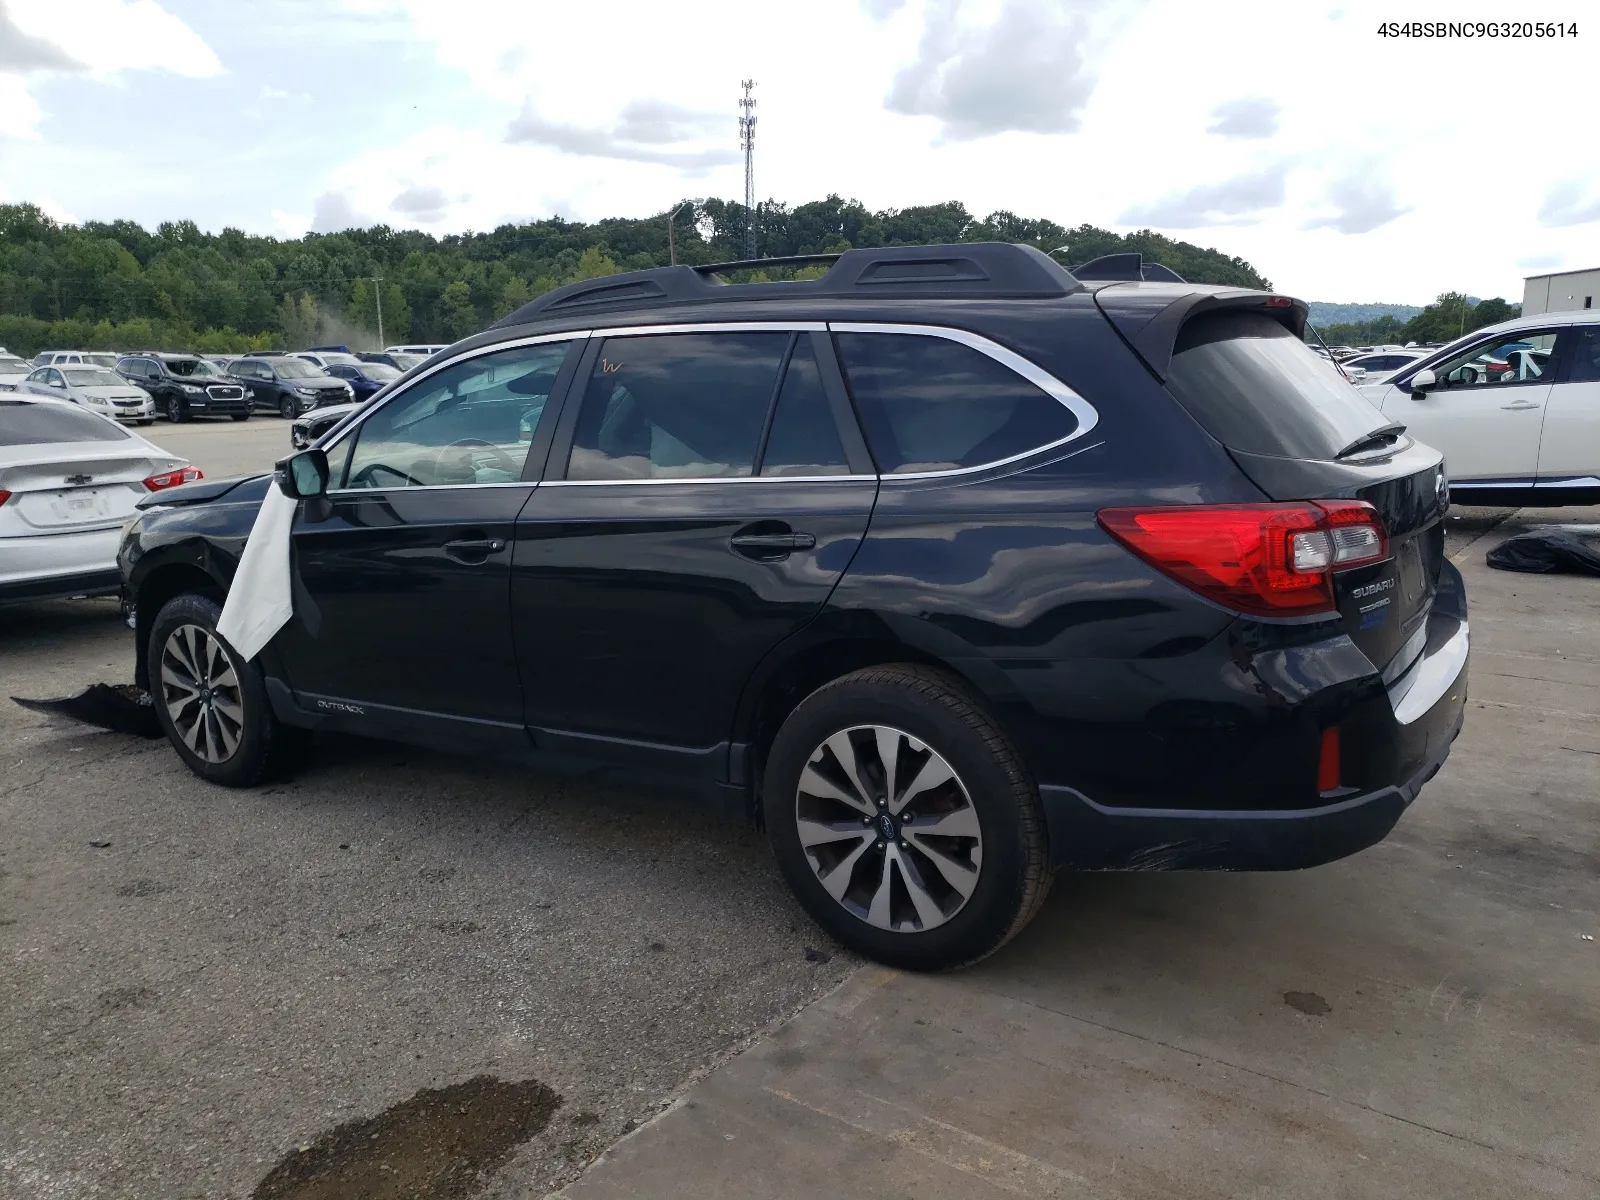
(19, 364, 157, 424)
(0, 396, 201, 605)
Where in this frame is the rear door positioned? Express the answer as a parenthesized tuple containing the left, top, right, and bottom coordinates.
(511, 327, 877, 766)
(1537, 322, 1600, 487)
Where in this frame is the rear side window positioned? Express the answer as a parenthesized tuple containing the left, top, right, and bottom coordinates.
(1165, 312, 1390, 460)
(0, 400, 130, 446)
(835, 332, 1077, 474)
(760, 341, 849, 477)
(567, 333, 788, 480)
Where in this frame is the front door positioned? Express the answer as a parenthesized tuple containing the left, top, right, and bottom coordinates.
(274, 337, 579, 737)
(1383, 328, 1565, 482)
(512, 328, 877, 769)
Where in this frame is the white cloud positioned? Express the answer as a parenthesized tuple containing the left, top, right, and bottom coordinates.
(1119, 167, 1288, 228)
(506, 99, 737, 169)
(310, 191, 372, 234)
(1206, 97, 1278, 140)
(9, 0, 223, 79)
(886, 0, 1124, 140)
(2, 0, 221, 137)
(1538, 181, 1600, 228)
(1303, 173, 1410, 235)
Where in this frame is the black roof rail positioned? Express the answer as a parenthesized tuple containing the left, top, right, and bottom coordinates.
(1069, 252, 1187, 284)
(493, 242, 1083, 327)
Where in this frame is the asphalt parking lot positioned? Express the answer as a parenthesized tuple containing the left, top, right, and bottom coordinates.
(2, 416, 1596, 1198)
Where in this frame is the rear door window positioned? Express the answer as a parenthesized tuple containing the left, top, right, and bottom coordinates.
(834, 331, 1078, 474)
(759, 340, 849, 477)
(1164, 311, 1390, 460)
(566, 332, 788, 480)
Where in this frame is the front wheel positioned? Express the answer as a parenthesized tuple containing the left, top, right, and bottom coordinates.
(148, 593, 305, 787)
(165, 396, 185, 422)
(231, 412, 251, 422)
(279, 397, 295, 419)
(763, 664, 1052, 971)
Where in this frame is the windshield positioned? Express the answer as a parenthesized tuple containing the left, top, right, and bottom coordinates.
(167, 358, 223, 378)
(0, 357, 27, 374)
(1164, 311, 1392, 460)
(63, 368, 127, 387)
(364, 363, 402, 381)
(86, 353, 119, 368)
(0, 399, 130, 445)
(276, 358, 329, 380)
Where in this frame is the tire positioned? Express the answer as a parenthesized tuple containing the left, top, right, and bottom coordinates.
(147, 593, 306, 787)
(763, 664, 1052, 971)
(166, 395, 185, 422)
(231, 412, 251, 422)
(279, 397, 295, 419)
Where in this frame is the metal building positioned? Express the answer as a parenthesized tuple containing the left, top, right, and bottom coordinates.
(1522, 266, 1600, 316)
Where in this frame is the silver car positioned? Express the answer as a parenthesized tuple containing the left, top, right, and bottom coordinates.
(19, 364, 157, 424)
(0, 396, 199, 604)
(0, 354, 30, 392)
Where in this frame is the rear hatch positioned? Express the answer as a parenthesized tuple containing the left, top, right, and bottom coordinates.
(0, 401, 183, 537)
(1113, 298, 1447, 678)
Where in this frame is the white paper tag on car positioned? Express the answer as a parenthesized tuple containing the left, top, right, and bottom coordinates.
(215, 484, 296, 662)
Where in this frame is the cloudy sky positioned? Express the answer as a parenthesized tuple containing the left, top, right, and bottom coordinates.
(1, 0, 1595, 304)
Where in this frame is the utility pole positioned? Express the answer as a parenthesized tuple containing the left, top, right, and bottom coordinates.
(373, 276, 384, 348)
(667, 201, 692, 265)
(739, 80, 757, 260)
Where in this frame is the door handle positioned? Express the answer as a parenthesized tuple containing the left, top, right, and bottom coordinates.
(1500, 402, 1541, 411)
(443, 537, 506, 563)
(731, 532, 816, 551)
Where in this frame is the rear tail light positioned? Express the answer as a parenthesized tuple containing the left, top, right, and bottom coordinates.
(0, 489, 10, 506)
(143, 466, 203, 491)
(1097, 501, 1389, 617)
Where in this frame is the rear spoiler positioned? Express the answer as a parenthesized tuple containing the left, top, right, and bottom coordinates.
(1092, 285, 1309, 380)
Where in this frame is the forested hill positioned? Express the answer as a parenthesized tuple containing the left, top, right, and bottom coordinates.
(0, 197, 1271, 356)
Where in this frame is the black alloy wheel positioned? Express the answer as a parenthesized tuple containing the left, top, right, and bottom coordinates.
(166, 395, 185, 422)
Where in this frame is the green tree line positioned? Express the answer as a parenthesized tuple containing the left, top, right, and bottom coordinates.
(0, 196, 1272, 358)
(1315, 294, 1519, 348)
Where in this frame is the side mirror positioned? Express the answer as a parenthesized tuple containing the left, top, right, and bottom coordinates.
(1408, 368, 1437, 398)
(276, 447, 329, 499)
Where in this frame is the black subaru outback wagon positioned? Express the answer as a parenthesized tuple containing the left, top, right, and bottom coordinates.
(118, 243, 1467, 970)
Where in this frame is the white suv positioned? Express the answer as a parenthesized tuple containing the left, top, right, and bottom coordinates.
(33, 350, 122, 369)
(1357, 311, 1600, 505)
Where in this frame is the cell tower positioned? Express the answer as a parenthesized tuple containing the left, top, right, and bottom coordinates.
(738, 80, 757, 259)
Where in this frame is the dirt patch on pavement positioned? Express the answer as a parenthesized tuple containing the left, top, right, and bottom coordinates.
(253, 1075, 561, 1200)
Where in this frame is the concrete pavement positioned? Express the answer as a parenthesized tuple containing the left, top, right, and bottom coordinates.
(562, 507, 1600, 1200)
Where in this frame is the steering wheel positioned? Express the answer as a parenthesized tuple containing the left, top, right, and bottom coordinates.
(349, 461, 428, 489)
(430, 438, 520, 480)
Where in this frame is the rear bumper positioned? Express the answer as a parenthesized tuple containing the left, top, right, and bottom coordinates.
(1042, 610, 1468, 872)
(1, 526, 123, 594)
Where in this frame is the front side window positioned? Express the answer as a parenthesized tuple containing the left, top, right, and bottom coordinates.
(342, 341, 570, 489)
(566, 332, 788, 480)
(1433, 330, 1562, 389)
(835, 331, 1078, 474)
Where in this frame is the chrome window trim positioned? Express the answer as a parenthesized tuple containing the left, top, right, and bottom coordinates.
(590, 321, 828, 336)
(552, 320, 1100, 487)
(827, 322, 1100, 480)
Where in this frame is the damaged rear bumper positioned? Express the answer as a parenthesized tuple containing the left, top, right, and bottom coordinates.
(1042, 613, 1468, 872)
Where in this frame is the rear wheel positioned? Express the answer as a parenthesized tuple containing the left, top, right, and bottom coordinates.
(148, 593, 306, 787)
(165, 395, 185, 422)
(764, 664, 1052, 971)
